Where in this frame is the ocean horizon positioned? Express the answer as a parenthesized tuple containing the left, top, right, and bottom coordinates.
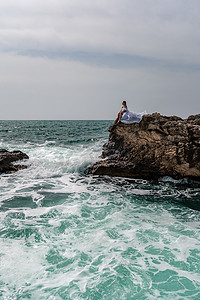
(0, 120, 200, 299)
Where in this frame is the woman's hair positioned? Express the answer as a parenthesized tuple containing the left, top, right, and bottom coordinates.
(122, 100, 126, 105)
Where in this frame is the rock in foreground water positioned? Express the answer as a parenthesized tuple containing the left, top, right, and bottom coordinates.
(0, 149, 29, 173)
(89, 113, 200, 181)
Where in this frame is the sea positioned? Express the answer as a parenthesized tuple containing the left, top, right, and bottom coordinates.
(0, 120, 200, 300)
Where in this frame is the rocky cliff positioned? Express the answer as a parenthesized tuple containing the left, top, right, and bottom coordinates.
(89, 113, 200, 181)
(0, 149, 29, 173)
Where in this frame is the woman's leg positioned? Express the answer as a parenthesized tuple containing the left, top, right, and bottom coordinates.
(113, 112, 120, 125)
(116, 111, 123, 123)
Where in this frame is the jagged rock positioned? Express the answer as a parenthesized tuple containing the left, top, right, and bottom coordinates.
(0, 149, 29, 173)
(89, 113, 200, 181)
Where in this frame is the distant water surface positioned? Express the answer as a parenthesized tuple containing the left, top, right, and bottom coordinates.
(0, 120, 200, 299)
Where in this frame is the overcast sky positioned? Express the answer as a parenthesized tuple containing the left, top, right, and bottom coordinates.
(0, 0, 200, 119)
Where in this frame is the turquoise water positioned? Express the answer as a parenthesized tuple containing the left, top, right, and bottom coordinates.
(0, 120, 200, 299)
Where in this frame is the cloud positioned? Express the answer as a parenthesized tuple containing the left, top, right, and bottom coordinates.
(0, 52, 199, 120)
(0, 1, 199, 120)
(0, 0, 200, 68)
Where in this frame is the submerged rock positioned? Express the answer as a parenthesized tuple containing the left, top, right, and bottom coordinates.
(89, 113, 200, 181)
(0, 149, 29, 173)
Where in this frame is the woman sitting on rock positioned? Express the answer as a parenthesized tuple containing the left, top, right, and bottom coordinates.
(114, 100, 145, 125)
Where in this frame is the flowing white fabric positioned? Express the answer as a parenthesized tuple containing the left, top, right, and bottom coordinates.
(121, 107, 146, 124)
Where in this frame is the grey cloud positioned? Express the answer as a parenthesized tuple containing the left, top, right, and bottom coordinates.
(0, 0, 200, 67)
(0, 52, 199, 120)
(0, 0, 199, 120)
(11, 49, 200, 72)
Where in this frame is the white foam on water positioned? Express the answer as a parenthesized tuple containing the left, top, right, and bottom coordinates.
(1, 196, 200, 299)
(1, 134, 200, 298)
(0, 139, 104, 208)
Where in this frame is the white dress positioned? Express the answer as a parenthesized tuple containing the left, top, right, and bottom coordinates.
(120, 107, 146, 124)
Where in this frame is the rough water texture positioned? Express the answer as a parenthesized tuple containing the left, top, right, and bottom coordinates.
(0, 120, 200, 300)
(0, 149, 29, 173)
(90, 113, 200, 180)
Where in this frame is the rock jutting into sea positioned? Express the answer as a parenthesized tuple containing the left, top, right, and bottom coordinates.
(89, 113, 200, 181)
(0, 149, 29, 173)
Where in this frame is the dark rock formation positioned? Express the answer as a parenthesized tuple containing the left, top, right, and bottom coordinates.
(0, 149, 29, 173)
(89, 113, 200, 181)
